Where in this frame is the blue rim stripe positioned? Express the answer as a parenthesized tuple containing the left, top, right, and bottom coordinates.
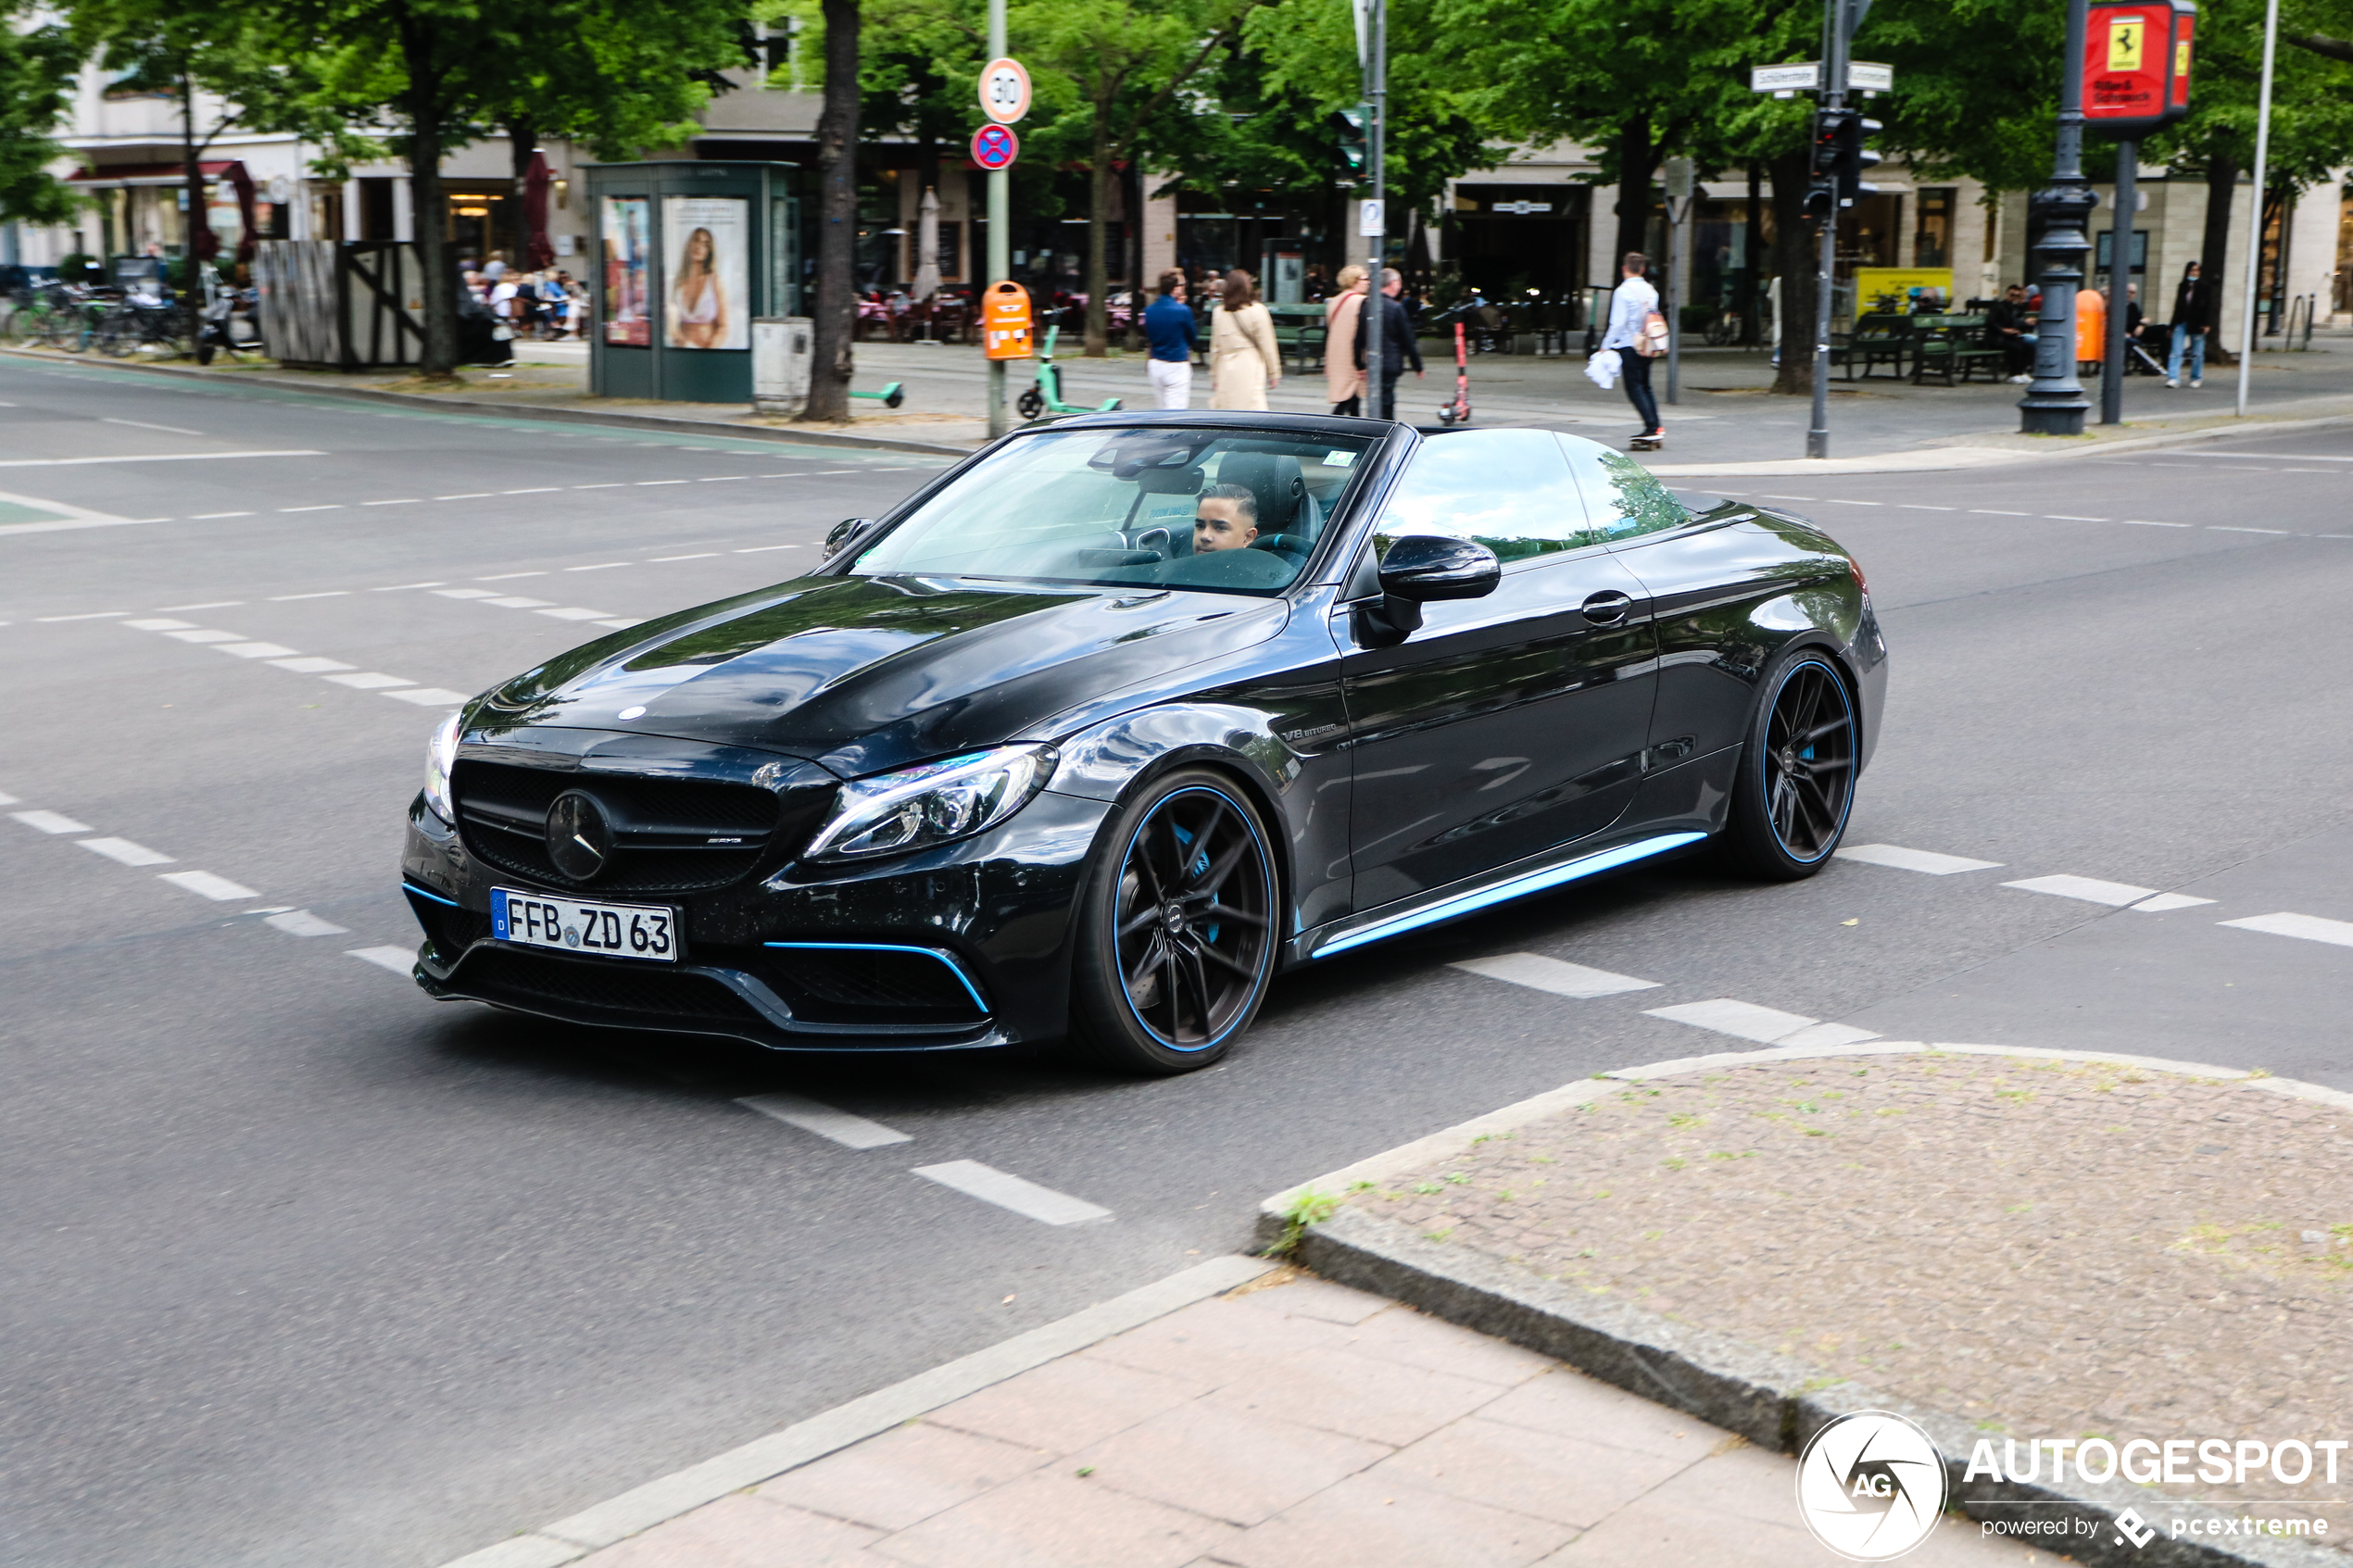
(1764, 658, 1854, 865)
(402, 881, 460, 909)
(1314, 831, 1707, 959)
(761, 941, 989, 1012)
(1117, 784, 1268, 1053)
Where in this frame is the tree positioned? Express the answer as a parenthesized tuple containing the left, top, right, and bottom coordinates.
(0, 8, 83, 229)
(803, 0, 861, 418)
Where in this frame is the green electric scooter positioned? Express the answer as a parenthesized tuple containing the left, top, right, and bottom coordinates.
(1014, 326, 1124, 420)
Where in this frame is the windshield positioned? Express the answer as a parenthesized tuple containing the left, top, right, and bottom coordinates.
(848, 425, 1378, 596)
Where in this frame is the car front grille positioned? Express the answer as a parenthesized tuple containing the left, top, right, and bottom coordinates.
(452, 948, 773, 1032)
(453, 760, 794, 894)
(745, 944, 989, 1027)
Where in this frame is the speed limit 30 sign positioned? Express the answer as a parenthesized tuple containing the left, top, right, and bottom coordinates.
(980, 57, 1031, 124)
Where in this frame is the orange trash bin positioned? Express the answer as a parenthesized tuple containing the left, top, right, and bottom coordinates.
(983, 281, 1033, 360)
(2075, 286, 2108, 366)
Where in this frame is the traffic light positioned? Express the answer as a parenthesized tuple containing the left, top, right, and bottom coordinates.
(1334, 106, 1369, 176)
(1806, 109, 1845, 218)
(1834, 113, 1882, 206)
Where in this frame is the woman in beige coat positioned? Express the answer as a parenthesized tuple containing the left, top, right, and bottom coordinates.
(1322, 264, 1367, 415)
(1208, 269, 1282, 409)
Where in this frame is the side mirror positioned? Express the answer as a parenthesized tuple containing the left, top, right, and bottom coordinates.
(824, 517, 877, 558)
(1352, 535, 1500, 646)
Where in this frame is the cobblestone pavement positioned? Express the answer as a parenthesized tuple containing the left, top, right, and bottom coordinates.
(1353, 1050, 2353, 1543)
(575, 1272, 2053, 1568)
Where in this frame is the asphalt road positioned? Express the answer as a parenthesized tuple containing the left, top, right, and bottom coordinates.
(4, 356, 2348, 1568)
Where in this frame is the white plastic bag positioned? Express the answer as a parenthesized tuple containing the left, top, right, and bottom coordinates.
(1584, 347, 1621, 390)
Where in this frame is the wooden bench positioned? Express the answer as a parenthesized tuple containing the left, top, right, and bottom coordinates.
(1845, 313, 1915, 380)
(1909, 314, 2006, 384)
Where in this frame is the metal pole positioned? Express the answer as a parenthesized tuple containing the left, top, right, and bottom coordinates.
(2235, 0, 2279, 417)
(2019, 0, 2094, 433)
(985, 0, 1010, 439)
(1665, 195, 1682, 405)
(1807, 0, 1845, 459)
(2100, 139, 2134, 424)
(1364, 0, 1385, 415)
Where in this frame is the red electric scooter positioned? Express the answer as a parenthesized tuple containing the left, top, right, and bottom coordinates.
(1433, 322, 1471, 424)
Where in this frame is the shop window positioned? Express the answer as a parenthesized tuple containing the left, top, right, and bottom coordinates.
(1915, 187, 1955, 268)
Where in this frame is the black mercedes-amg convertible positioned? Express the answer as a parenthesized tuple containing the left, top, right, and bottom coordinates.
(400, 411, 1887, 1074)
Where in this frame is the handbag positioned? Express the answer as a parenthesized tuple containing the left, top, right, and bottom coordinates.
(1635, 310, 1669, 358)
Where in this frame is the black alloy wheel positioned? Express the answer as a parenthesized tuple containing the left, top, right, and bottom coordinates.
(1725, 649, 1857, 880)
(1068, 770, 1277, 1074)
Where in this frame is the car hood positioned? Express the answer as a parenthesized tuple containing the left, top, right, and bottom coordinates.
(471, 573, 1290, 777)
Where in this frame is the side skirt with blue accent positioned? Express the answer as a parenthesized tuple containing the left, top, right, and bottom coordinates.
(1308, 831, 1709, 960)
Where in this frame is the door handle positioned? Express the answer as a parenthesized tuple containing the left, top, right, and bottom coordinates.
(1580, 590, 1633, 625)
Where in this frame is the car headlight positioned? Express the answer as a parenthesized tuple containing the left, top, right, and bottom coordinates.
(803, 744, 1057, 862)
(422, 710, 462, 822)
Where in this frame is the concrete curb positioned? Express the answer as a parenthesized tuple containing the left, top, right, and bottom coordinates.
(1, 347, 975, 458)
(434, 1254, 1274, 1568)
(1258, 1044, 2353, 1568)
(1645, 409, 2353, 477)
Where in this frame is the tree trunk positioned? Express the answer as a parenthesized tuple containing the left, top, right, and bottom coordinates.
(1084, 115, 1112, 357)
(801, 0, 860, 421)
(1126, 162, 1146, 351)
(1768, 146, 1816, 396)
(1742, 161, 1764, 346)
(2199, 150, 2238, 363)
(1612, 115, 1655, 266)
(182, 69, 207, 351)
(508, 122, 536, 272)
(400, 21, 459, 380)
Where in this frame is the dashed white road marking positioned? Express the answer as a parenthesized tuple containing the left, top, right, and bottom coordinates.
(1643, 998, 1879, 1048)
(325, 671, 415, 689)
(635, 480, 689, 487)
(213, 641, 300, 659)
(36, 610, 130, 622)
(477, 571, 547, 581)
(361, 498, 422, 507)
(2219, 911, 2353, 948)
(433, 588, 497, 599)
(652, 552, 719, 561)
(737, 1093, 913, 1148)
(1969, 508, 2029, 517)
(573, 483, 623, 490)
(2001, 873, 2157, 908)
(1900, 505, 1955, 511)
(12, 809, 92, 834)
(565, 561, 631, 571)
(267, 909, 350, 937)
(501, 487, 561, 495)
(190, 510, 253, 520)
(159, 870, 259, 901)
(912, 1160, 1112, 1225)
(2045, 514, 2108, 521)
(124, 618, 196, 631)
(2121, 520, 2192, 528)
(536, 607, 610, 621)
(280, 504, 343, 513)
(156, 601, 240, 610)
(165, 628, 244, 643)
(2131, 892, 2216, 913)
(383, 687, 470, 706)
(266, 656, 357, 673)
(78, 837, 173, 866)
(1451, 953, 1660, 998)
(269, 591, 349, 601)
(1834, 843, 2002, 875)
(736, 544, 801, 554)
(595, 618, 644, 630)
(372, 582, 445, 591)
(347, 946, 417, 974)
(0, 448, 321, 467)
(483, 596, 555, 608)
(0, 791, 18, 805)
(2209, 526, 2288, 534)
(434, 493, 495, 500)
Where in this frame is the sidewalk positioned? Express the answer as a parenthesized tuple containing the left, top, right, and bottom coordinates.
(559, 1270, 2045, 1568)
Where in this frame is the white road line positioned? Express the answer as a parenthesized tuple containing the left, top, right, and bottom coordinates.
(433, 588, 497, 598)
(123, 618, 195, 631)
(1834, 843, 2002, 875)
(269, 591, 349, 601)
(484, 596, 555, 608)
(13, 809, 93, 834)
(1642, 997, 1878, 1048)
(477, 571, 547, 581)
(164, 629, 244, 643)
(501, 487, 561, 495)
(79, 837, 173, 866)
(384, 687, 471, 706)
(0, 791, 17, 805)
(0, 449, 323, 468)
(595, 619, 644, 630)
(2121, 520, 2192, 528)
(36, 610, 130, 621)
(1823, 498, 1881, 507)
(371, 582, 444, 591)
(537, 607, 610, 621)
(156, 600, 241, 611)
(213, 642, 300, 659)
(2143, 450, 2353, 462)
(2045, 514, 2108, 521)
(1900, 505, 1955, 511)
(347, 946, 417, 973)
(267, 909, 349, 937)
(2209, 526, 2288, 534)
(565, 562, 631, 571)
(280, 505, 342, 513)
(2001, 873, 2158, 907)
(651, 553, 719, 561)
(102, 417, 203, 434)
(2218, 911, 2353, 948)
(573, 483, 624, 490)
(1451, 953, 1660, 998)
(1760, 494, 1816, 500)
(362, 498, 422, 507)
(190, 510, 253, 519)
(2131, 893, 2216, 913)
(736, 1093, 913, 1148)
(159, 870, 259, 901)
(267, 656, 357, 673)
(912, 1160, 1112, 1225)
(434, 493, 495, 500)
(736, 545, 800, 553)
(325, 671, 415, 689)
(698, 476, 747, 483)
(1969, 508, 2029, 516)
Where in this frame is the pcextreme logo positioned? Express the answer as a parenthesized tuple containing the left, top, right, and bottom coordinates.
(1794, 1411, 1950, 1561)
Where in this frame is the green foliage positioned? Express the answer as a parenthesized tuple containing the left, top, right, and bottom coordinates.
(0, 9, 86, 225)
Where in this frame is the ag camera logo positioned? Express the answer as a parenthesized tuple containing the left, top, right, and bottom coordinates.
(1795, 1410, 1951, 1561)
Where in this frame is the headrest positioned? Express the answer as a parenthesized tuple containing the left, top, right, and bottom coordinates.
(1215, 452, 1302, 533)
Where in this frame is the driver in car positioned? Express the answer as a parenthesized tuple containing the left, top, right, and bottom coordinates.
(1192, 484, 1260, 554)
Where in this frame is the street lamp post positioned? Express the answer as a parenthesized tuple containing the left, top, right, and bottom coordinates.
(2020, 0, 2096, 434)
(985, 0, 1011, 439)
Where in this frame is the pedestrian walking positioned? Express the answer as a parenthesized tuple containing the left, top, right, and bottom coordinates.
(1601, 252, 1663, 445)
(1353, 268, 1425, 420)
(1324, 264, 1368, 416)
(1209, 269, 1282, 410)
(2166, 260, 2212, 389)
(1144, 270, 1198, 408)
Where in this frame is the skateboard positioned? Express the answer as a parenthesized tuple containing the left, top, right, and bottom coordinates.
(1628, 433, 1663, 452)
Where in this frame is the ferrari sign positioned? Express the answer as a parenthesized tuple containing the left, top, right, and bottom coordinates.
(2083, 0, 2196, 134)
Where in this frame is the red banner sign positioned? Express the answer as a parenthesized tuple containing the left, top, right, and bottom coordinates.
(2083, 0, 2196, 134)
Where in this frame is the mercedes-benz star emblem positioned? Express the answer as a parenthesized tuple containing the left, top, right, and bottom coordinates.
(546, 791, 611, 882)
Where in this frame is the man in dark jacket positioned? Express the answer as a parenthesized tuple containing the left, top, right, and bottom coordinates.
(1354, 266, 1425, 420)
(2166, 260, 2212, 388)
(1987, 283, 2033, 381)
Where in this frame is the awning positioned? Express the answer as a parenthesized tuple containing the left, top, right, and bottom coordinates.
(68, 160, 240, 188)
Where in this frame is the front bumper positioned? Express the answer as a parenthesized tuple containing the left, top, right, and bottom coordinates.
(400, 788, 1113, 1051)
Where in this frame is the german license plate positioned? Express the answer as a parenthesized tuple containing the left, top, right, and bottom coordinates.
(491, 887, 679, 962)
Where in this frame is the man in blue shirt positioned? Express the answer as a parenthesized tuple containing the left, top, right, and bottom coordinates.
(1145, 270, 1199, 408)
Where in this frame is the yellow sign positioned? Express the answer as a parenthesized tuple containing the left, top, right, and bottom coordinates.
(2108, 17, 2145, 70)
(1852, 267, 1957, 322)
(2174, 39, 2190, 77)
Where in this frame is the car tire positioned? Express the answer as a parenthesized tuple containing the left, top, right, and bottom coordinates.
(1066, 768, 1279, 1076)
(1722, 646, 1859, 881)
